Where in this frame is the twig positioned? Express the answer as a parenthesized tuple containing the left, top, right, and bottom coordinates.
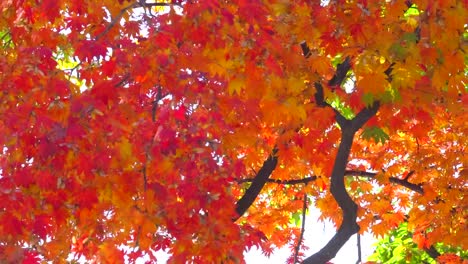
(141, 165, 148, 192)
(356, 233, 362, 264)
(238, 170, 424, 194)
(237, 176, 317, 185)
(95, 3, 138, 41)
(293, 193, 308, 263)
(140, 1, 179, 7)
(152, 86, 163, 122)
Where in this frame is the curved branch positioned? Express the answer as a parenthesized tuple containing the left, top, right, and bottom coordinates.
(234, 148, 278, 221)
(303, 103, 379, 263)
(303, 128, 358, 263)
(232, 49, 351, 220)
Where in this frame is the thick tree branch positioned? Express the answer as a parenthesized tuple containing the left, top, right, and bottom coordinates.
(329, 56, 352, 87)
(350, 102, 380, 131)
(234, 148, 278, 221)
(299, 10, 419, 259)
(303, 127, 358, 263)
(303, 103, 379, 263)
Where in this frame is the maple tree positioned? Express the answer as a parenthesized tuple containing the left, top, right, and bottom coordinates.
(0, 0, 466, 263)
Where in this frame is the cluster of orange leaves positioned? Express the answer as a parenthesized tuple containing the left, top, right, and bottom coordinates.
(0, 0, 466, 263)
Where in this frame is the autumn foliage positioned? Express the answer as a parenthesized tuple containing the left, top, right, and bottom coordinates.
(0, 0, 466, 263)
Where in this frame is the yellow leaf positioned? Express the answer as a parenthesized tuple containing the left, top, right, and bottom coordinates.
(284, 98, 306, 122)
(287, 77, 306, 94)
(157, 157, 174, 174)
(309, 54, 333, 77)
(228, 77, 244, 95)
(357, 72, 389, 95)
(118, 138, 133, 164)
(391, 62, 421, 89)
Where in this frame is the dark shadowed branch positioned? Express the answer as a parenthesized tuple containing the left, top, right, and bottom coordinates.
(303, 91, 380, 263)
(329, 56, 352, 87)
(234, 148, 278, 221)
(425, 245, 441, 260)
(238, 170, 423, 194)
(232, 46, 352, 221)
(356, 233, 362, 264)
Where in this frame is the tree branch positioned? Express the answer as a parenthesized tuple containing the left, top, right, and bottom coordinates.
(231, 48, 350, 219)
(234, 148, 278, 221)
(389, 176, 423, 194)
(237, 176, 317, 185)
(294, 194, 308, 263)
(356, 233, 362, 264)
(329, 56, 352, 87)
(303, 103, 379, 263)
(424, 245, 441, 260)
(350, 102, 380, 132)
(301, 41, 350, 122)
(299, 5, 419, 258)
(238, 170, 423, 194)
(303, 129, 358, 263)
(95, 3, 138, 41)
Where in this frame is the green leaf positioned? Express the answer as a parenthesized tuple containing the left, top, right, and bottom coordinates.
(404, 5, 420, 16)
(369, 222, 467, 263)
(329, 96, 355, 119)
(361, 126, 390, 144)
(402, 32, 418, 43)
(389, 43, 408, 60)
(289, 212, 302, 227)
(388, 245, 404, 263)
(362, 93, 374, 107)
(331, 54, 343, 67)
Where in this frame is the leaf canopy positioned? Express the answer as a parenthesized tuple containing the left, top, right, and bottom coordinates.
(0, 0, 466, 263)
